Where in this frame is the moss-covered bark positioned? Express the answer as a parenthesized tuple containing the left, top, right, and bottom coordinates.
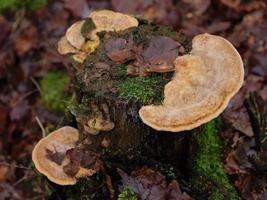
(189, 120, 239, 200)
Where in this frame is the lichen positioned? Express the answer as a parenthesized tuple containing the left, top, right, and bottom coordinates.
(118, 73, 169, 104)
(40, 71, 71, 113)
(192, 120, 239, 200)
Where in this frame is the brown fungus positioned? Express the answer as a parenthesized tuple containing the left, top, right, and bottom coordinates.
(139, 33, 244, 132)
(32, 126, 97, 185)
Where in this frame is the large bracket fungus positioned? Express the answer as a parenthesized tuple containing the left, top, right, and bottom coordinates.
(139, 33, 244, 132)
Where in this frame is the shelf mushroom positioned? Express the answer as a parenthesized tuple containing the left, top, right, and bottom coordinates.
(139, 33, 244, 132)
(32, 126, 96, 185)
(57, 10, 138, 63)
(88, 10, 138, 41)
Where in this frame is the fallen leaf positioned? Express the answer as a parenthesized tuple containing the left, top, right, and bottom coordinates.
(118, 167, 193, 200)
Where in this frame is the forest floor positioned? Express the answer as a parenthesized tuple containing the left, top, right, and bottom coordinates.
(0, 0, 267, 199)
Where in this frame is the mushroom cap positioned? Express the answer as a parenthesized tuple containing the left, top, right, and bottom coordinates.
(88, 10, 138, 40)
(66, 20, 86, 49)
(32, 126, 79, 185)
(139, 33, 244, 132)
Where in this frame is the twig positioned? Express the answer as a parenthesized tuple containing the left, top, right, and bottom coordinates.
(13, 89, 38, 106)
(35, 116, 46, 138)
(0, 162, 32, 170)
(30, 77, 42, 93)
(13, 173, 28, 186)
(12, 8, 26, 31)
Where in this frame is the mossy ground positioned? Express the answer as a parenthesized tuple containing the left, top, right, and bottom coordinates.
(0, 0, 47, 11)
(192, 120, 239, 200)
(40, 71, 71, 113)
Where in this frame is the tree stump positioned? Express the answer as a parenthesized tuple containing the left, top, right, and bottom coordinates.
(48, 11, 242, 200)
(67, 20, 192, 170)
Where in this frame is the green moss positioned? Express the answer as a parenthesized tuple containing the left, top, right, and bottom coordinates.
(193, 120, 239, 200)
(40, 71, 71, 113)
(0, 0, 47, 11)
(27, 0, 46, 10)
(119, 73, 169, 104)
(209, 190, 225, 200)
(118, 187, 137, 200)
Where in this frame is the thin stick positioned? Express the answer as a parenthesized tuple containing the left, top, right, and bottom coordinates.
(13, 89, 38, 106)
(35, 116, 46, 138)
(0, 162, 31, 170)
(30, 77, 42, 93)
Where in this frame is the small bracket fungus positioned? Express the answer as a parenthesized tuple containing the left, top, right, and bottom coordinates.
(32, 126, 79, 185)
(139, 33, 244, 132)
(57, 10, 138, 64)
(83, 103, 115, 135)
(32, 126, 97, 185)
(88, 10, 138, 41)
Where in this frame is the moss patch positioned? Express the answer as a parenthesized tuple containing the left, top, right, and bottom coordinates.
(40, 71, 71, 113)
(119, 74, 169, 104)
(118, 187, 137, 200)
(192, 120, 239, 200)
(0, 0, 47, 11)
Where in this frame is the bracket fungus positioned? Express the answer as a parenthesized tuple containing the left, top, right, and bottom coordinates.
(88, 10, 139, 41)
(57, 10, 138, 63)
(83, 103, 115, 135)
(139, 33, 244, 132)
(32, 126, 97, 185)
